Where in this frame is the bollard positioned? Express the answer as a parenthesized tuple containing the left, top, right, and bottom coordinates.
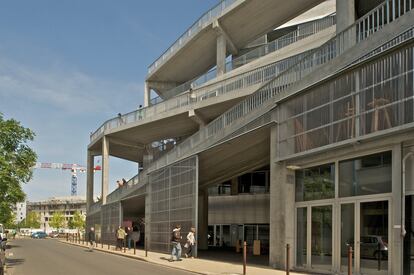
(286, 244, 290, 275)
(101, 238, 103, 248)
(124, 239, 126, 253)
(348, 246, 353, 275)
(108, 242, 110, 250)
(134, 241, 136, 255)
(66, 233, 68, 242)
(145, 237, 148, 257)
(243, 241, 247, 275)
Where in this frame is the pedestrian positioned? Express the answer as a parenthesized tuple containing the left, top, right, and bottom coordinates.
(169, 224, 182, 262)
(116, 226, 126, 251)
(184, 227, 196, 258)
(137, 105, 143, 120)
(88, 227, 95, 252)
(126, 226, 132, 249)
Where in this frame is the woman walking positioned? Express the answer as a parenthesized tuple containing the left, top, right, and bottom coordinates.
(185, 227, 196, 258)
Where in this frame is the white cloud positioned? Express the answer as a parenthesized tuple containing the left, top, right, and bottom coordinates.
(0, 57, 143, 115)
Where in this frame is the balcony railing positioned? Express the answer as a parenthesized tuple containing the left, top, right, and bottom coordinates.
(90, 48, 313, 142)
(90, 14, 337, 143)
(191, 13, 336, 88)
(106, 172, 147, 204)
(89, 201, 102, 214)
(146, 0, 414, 172)
(147, 0, 239, 75)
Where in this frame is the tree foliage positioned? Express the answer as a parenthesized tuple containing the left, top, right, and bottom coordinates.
(0, 113, 37, 224)
(49, 211, 65, 230)
(71, 211, 85, 230)
(21, 211, 41, 228)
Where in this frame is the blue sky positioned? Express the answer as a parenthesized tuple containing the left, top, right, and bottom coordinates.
(0, 0, 218, 201)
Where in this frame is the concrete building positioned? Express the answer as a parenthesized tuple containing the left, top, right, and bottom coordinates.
(14, 202, 26, 224)
(27, 196, 86, 233)
(86, 0, 414, 273)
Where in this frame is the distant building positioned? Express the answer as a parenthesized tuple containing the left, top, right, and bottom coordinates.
(14, 201, 27, 224)
(26, 196, 86, 232)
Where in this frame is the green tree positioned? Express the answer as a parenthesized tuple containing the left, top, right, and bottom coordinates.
(24, 212, 40, 228)
(49, 211, 65, 230)
(0, 113, 37, 224)
(71, 211, 85, 231)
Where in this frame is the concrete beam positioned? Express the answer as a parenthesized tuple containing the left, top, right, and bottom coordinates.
(101, 136, 109, 205)
(269, 125, 295, 269)
(86, 150, 94, 211)
(110, 137, 144, 150)
(336, 0, 355, 33)
(188, 109, 208, 128)
(147, 81, 179, 96)
(144, 82, 150, 107)
(213, 20, 238, 55)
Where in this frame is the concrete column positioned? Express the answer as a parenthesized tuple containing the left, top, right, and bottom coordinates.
(198, 189, 209, 250)
(392, 143, 403, 275)
(269, 125, 295, 269)
(231, 177, 238, 195)
(216, 33, 227, 77)
(336, 0, 355, 33)
(101, 136, 109, 205)
(144, 81, 151, 107)
(86, 150, 94, 211)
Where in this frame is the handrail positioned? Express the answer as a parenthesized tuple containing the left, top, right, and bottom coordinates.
(146, 0, 413, 172)
(90, 14, 336, 143)
(147, 0, 239, 75)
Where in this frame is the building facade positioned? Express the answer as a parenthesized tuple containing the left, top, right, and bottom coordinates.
(14, 202, 26, 224)
(86, 0, 414, 273)
(27, 196, 86, 233)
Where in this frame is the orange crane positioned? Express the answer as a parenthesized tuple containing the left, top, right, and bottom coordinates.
(33, 162, 101, 196)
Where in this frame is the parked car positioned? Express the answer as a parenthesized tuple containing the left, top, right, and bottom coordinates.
(0, 237, 7, 275)
(48, 231, 59, 238)
(31, 232, 48, 239)
(347, 235, 388, 259)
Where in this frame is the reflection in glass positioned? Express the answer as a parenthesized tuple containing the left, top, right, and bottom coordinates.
(296, 208, 307, 267)
(403, 196, 414, 274)
(340, 204, 354, 273)
(360, 201, 388, 275)
(295, 164, 335, 201)
(311, 206, 332, 271)
(339, 151, 391, 197)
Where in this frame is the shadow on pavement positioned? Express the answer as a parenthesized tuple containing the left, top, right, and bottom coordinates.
(6, 258, 25, 267)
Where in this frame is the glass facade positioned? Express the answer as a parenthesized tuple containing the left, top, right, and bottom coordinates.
(296, 208, 307, 267)
(295, 164, 335, 201)
(339, 151, 392, 197)
(311, 206, 333, 271)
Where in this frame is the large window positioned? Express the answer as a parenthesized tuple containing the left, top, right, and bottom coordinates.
(339, 151, 392, 197)
(238, 170, 269, 194)
(295, 164, 335, 202)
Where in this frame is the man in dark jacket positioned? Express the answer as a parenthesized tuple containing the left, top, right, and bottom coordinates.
(88, 227, 95, 252)
(169, 224, 182, 262)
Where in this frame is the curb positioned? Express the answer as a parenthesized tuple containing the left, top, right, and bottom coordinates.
(60, 241, 208, 275)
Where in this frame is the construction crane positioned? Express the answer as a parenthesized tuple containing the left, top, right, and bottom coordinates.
(33, 162, 101, 196)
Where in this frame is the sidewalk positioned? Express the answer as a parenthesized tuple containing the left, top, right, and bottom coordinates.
(61, 240, 308, 275)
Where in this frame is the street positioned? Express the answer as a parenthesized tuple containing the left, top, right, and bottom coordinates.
(5, 238, 196, 275)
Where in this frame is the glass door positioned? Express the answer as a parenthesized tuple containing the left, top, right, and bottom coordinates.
(340, 203, 355, 274)
(358, 200, 389, 275)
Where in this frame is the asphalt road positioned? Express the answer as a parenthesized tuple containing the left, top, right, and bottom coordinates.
(5, 238, 195, 275)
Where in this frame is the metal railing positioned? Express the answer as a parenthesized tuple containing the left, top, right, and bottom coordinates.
(147, 0, 239, 75)
(106, 172, 147, 204)
(146, 0, 413, 171)
(191, 13, 336, 88)
(90, 14, 337, 143)
(89, 201, 102, 214)
(90, 48, 313, 142)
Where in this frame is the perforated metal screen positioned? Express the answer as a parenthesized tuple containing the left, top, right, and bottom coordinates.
(101, 203, 120, 244)
(148, 156, 198, 254)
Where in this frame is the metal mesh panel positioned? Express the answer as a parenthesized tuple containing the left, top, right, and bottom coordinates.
(86, 212, 101, 240)
(278, 42, 414, 158)
(148, 156, 198, 254)
(101, 203, 120, 244)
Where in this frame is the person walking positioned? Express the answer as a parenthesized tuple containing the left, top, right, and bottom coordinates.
(184, 227, 196, 258)
(88, 227, 95, 252)
(169, 224, 182, 262)
(116, 226, 126, 251)
(126, 226, 132, 249)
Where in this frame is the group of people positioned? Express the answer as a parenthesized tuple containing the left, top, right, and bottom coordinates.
(115, 226, 140, 250)
(169, 224, 196, 262)
(116, 178, 127, 188)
